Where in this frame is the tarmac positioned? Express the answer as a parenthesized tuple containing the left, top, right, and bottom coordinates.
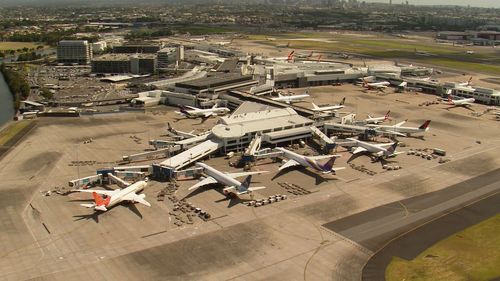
(0, 84, 499, 280)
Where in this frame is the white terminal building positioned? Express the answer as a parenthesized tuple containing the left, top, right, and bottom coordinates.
(151, 102, 314, 179)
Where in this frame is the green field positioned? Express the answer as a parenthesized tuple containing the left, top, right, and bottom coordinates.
(386, 214, 500, 281)
(0, 42, 41, 51)
(248, 32, 500, 75)
(0, 120, 33, 146)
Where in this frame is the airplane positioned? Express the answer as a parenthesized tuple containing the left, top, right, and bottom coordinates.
(444, 93, 475, 109)
(343, 138, 404, 159)
(275, 147, 344, 174)
(458, 77, 473, 87)
(188, 162, 267, 197)
(311, 97, 346, 113)
(362, 79, 390, 91)
(166, 122, 197, 140)
(365, 110, 391, 124)
(271, 91, 310, 104)
(367, 120, 431, 137)
(175, 104, 230, 118)
(75, 180, 150, 212)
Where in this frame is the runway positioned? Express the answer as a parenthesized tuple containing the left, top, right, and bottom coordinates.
(322, 168, 500, 281)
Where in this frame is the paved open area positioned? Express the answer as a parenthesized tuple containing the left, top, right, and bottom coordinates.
(1, 85, 499, 280)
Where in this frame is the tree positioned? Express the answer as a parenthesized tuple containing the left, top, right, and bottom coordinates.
(39, 87, 53, 100)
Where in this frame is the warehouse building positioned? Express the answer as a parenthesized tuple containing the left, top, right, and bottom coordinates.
(91, 54, 157, 74)
(57, 40, 93, 65)
(113, 44, 160, 54)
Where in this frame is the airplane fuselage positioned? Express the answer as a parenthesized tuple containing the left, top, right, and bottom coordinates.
(272, 94, 309, 103)
(347, 138, 391, 157)
(276, 147, 328, 172)
(196, 163, 241, 188)
(107, 181, 147, 208)
(184, 108, 230, 117)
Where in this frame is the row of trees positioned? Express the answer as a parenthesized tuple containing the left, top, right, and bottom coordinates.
(0, 64, 30, 110)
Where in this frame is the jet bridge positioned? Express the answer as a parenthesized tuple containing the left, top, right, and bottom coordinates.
(153, 139, 224, 181)
(310, 126, 336, 152)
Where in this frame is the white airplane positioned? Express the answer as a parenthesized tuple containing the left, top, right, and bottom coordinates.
(175, 104, 230, 118)
(365, 110, 391, 124)
(311, 97, 346, 112)
(75, 180, 150, 212)
(272, 91, 310, 104)
(458, 77, 473, 87)
(188, 162, 267, 197)
(275, 147, 344, 174)
(367, 120, 431, 137)
(362, 79, 390, 91)
(444, 93, 475, 109)
(166, 122, 197, 140)
(345, 138, 404, 159)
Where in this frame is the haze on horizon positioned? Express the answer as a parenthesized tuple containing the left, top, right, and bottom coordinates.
(367, 0, 500, 8)
(0, 0, 499, 8)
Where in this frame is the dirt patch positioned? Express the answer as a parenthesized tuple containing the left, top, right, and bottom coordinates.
(21, 151, 62, 173)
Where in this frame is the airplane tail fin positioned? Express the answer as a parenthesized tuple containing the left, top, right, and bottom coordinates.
(179, 105, 188, 115)
(419, 120, 431, 130)
(92, 192, 110, 211)
(387, 142, 399, 154)
(340, 97, 346, 105)
(311, 103, 319, 110)
(320, 156, 339, 173)
(384, 110, 391, 120)
(212, 104, 218, 109)
(167, 122, 173, 131)
(241, 175, 252, 191)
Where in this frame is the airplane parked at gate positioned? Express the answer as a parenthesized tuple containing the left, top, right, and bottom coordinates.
(342, 138, 404, 159)
(175, 104, 230, 118)
(362, 79, 390, 91)
(272, 91, 310, 104)
(366, 120, 431, 137)
(311, 97, 346, 112)
(275, 147, 344, 174)
(365, 111, 391, 124)
(443, 91, 475, 109)
(75, 180, 150, 212)
(188, 163, 267, 197)
(166, 122, 197, 140)
(458, 77, 473, 87)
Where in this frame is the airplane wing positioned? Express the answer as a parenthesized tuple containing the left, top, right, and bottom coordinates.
(307, 155, 340, 161)
(352, 147, 368, 154)
(379, 130, 407, 137)
(203, 112, 213, 118)
(225, 171, 268, 179)
(184, 105, 198, 110)
(123, 193, 151, 207)
(188, 176, 218, 191)
(395, 121, 406, 127)
(279, 159, 301, 171)
(74, 189, 119, 196)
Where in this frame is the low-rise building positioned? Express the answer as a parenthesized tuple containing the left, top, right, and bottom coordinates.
(91, 54, 156, 74)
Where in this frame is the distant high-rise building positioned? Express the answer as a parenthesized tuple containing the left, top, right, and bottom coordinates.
(56, 40, 92, 65)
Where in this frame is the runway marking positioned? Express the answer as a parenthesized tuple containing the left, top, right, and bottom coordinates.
(360, 189, 500, 280)
(141, 230, 167, 238)
(398, 201, 409, 217)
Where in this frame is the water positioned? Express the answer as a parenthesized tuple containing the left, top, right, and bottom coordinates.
(0, 71, 15, 128)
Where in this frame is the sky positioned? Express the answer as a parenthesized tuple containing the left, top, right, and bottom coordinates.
(366, 0, 500, 8)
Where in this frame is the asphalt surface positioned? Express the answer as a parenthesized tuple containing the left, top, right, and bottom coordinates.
(322, 168, 500, 281)
(362, 192, 500, 281)
(323, 168, 500, 252)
